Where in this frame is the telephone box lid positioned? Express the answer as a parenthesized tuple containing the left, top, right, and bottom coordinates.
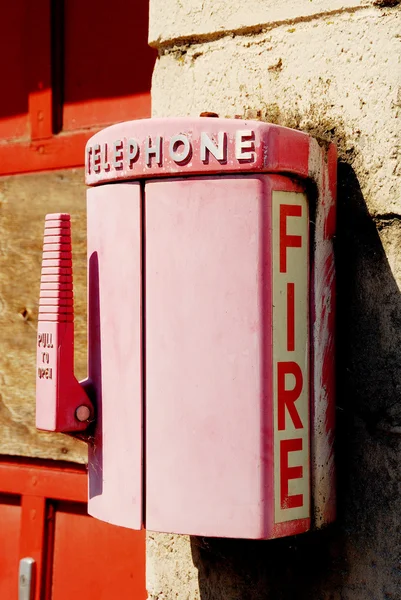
(85, 117, 314, 186)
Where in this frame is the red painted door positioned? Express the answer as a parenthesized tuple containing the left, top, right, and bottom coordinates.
(0, 494, 21, 597)
(0, 458, 146, 600)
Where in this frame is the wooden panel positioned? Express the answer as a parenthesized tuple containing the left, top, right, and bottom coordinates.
(0, 1, 29, 141)
(52, 503, 146, 599)
(0, 494, 21, 600)
(0, 170, 87, 462)
(63, 0, 155, 131)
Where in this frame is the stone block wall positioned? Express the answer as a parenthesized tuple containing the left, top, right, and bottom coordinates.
(147, 2, 401, 598)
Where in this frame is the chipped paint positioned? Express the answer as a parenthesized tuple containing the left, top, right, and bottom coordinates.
(308, 138, 337, 526)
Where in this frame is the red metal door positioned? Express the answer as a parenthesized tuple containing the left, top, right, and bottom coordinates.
(0, 458, 146, 600)
(0, 494, 21, 597)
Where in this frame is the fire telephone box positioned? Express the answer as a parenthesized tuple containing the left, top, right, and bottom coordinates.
(36, 118, 336, 540)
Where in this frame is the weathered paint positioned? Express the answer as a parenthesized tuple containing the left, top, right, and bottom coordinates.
(308, 139, 337, 526)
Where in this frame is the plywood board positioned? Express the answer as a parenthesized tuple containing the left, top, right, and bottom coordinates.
(0, 169, 88, 463)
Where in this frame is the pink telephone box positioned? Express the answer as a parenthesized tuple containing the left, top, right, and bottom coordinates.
(36, 118, 336, 539)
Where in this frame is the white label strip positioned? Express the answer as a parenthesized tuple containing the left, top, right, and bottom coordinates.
(272, 190, 310, 524)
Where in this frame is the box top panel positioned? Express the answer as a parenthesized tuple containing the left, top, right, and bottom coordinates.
(85, 117, 314, 185)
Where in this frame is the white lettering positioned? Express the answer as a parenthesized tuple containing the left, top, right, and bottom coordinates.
(169, 134, 191, 164)
(93, 144, 101, 173)
(127, 139, 139, 167)
(200, 131, 226, 163)
(235, 130, 255, 161)
(86, 128, 261, 176)
(146, 136, 163, 167)
(101, 143, 110, 171)
(112, 140, 124, 169)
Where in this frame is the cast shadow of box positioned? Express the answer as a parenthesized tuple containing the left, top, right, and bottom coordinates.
(190, 162, 401, 600)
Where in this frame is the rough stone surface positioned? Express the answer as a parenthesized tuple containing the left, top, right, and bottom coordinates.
(147, 533, 200, 600)
(152, 9, 400, 216)
(0, 169, 87, 463)
(149, 0, 373, 45)
(148, 3, 401, 599)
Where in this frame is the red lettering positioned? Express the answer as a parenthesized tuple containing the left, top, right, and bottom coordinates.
(287, 282, 295, 352)
(280, 438, 304, 509)
(278, 361, 303, 431)
(280, 204, 302, 273)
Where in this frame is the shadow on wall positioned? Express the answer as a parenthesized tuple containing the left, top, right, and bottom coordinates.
(190, 162, 401, 600)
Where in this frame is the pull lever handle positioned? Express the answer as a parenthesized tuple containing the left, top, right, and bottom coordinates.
(19, 557, 35, 600)
(36, 213, 94, 432)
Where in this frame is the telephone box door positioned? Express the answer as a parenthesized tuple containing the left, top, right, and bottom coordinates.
(86, 183, 143, 530)
(145, 174, 311, 539)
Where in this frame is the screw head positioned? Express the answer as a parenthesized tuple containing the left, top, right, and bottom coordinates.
(75, 405, 91, 422)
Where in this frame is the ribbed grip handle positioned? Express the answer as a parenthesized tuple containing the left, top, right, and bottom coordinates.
(36, 213, 94, 433)
(39, 213, 73, 323)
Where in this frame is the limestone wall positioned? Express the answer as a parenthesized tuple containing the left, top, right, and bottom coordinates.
(148, 2, 401, 598)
